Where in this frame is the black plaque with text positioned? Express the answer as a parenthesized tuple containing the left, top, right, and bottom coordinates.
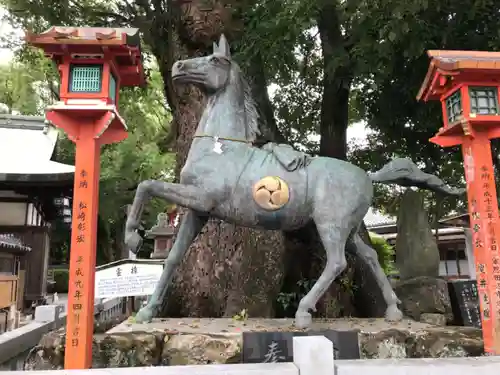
(448, 280, 482, 328)
(242, 329, 360, 363)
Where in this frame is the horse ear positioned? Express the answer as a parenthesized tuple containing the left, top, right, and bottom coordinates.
(218, 34, 231, 58)
(212, 41, 219, 54)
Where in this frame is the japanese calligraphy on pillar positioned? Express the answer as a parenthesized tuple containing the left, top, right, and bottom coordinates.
(70, 255, 84, 347)
(484, 160, 500, 320)
(481, 164, 500, 321)
(494, 256, 500, 317)
(77, 170, 88, 244)
(68, 168, 89, 349)
(470, 194, 491, 321)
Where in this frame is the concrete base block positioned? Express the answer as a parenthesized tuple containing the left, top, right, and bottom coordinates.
(293, 336, 334, 375)
(34, 305, 62, 323)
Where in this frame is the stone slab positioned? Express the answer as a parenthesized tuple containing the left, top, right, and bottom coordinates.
(335, 356, 500, 375)
(107, 317, 434, 335)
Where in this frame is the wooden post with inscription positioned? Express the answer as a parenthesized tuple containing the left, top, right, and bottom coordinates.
(418, 50, 500, 354)
(25, 27, 145, 369)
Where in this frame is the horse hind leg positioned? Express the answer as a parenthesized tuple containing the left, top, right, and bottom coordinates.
(351, 233, 403, 321)
(295, 221, 351, 328)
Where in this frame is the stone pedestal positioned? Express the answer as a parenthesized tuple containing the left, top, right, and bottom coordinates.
(23, 317, 485, 369)
(145, 212, 175, 260)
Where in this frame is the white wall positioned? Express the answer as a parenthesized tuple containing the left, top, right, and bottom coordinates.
(0, 202, 26, 226)
(0, 201, 43, 226)
(439, 260, 470, 278)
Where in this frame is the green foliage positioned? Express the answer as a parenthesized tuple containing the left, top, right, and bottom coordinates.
(53, 269, 69, 293)
(369, 233, 396, 275)
(0, 61, 40, 114)
(276, 278, 317, 315)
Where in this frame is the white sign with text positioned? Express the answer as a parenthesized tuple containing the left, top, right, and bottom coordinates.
(94, 262, 163, 298)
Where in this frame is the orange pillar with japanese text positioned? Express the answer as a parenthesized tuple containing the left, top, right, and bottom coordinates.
(65, 125, 101, 369)
(46, 110, 127, 369)
(462, 133, 500, 354)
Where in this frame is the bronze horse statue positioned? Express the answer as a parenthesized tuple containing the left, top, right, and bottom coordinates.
(125, 34, 463, 327)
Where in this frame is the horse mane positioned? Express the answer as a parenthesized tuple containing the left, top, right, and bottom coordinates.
(229, 62, 261, 142)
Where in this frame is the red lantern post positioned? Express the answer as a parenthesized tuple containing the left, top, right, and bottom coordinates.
(418, 50, 500, 354)
(25, 27, 145, 369)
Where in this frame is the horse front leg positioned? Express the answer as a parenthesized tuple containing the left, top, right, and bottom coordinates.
(135, 209, 208, 323)
(125, 180, 215, 253)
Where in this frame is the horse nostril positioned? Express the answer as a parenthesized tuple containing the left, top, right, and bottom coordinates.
(175, 61, 184, 70)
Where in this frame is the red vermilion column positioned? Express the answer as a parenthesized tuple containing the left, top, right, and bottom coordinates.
(64, 122, 101, 369)
(462, 131, 500, 354)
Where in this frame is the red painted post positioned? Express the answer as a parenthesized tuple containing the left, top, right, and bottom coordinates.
(26, 26, 145, 368)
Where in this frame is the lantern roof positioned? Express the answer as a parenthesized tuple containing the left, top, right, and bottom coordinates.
(25, 26, 145, 87)
(417, 50, 500, 102)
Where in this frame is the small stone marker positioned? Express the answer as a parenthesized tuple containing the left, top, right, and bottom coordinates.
(242, 329, 360, 363)
(448, 280, 482, 328)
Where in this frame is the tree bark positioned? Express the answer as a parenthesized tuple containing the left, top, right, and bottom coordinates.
(317, 2, 352, 161)
(146, 0, 286, 318)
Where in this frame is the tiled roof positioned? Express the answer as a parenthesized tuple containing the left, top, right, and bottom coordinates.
(0, 234, 31, 253)
(417, 50, 500, 101)
(364, 208, 396, 228)
(26, 26, 141, 46)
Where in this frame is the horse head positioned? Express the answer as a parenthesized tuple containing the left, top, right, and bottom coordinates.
(171, 34, 260, 142)
(172, 34, 233, 94)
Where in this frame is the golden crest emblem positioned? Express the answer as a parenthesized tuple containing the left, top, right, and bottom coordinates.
(252, 176, 290, 210)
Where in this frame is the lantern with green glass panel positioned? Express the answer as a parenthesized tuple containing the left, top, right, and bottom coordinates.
(25, 27, 144, 109)
(440, 83, 500, 130)
(62, 59, 119, 106)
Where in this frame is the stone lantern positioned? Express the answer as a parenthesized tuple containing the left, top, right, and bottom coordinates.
(145, 212, 175, 259)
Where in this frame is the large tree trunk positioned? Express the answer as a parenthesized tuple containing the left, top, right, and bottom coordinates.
(146, 1, 286, 318)
(298, 1, 387, 318)
(317, 3, 350, 161)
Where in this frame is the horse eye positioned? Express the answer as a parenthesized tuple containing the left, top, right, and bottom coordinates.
(210, 56, 220, 64)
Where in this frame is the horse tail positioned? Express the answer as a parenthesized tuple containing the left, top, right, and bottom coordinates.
(368, 158, 465, 196)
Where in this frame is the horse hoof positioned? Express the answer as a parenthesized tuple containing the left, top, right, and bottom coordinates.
(125, 231, 143, 254)
(295, 310, 312, 328)
(135, 306, 154, 323)
(385, 304, 403, 322)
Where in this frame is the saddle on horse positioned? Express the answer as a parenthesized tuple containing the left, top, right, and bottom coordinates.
(261, 142, 312, 172)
